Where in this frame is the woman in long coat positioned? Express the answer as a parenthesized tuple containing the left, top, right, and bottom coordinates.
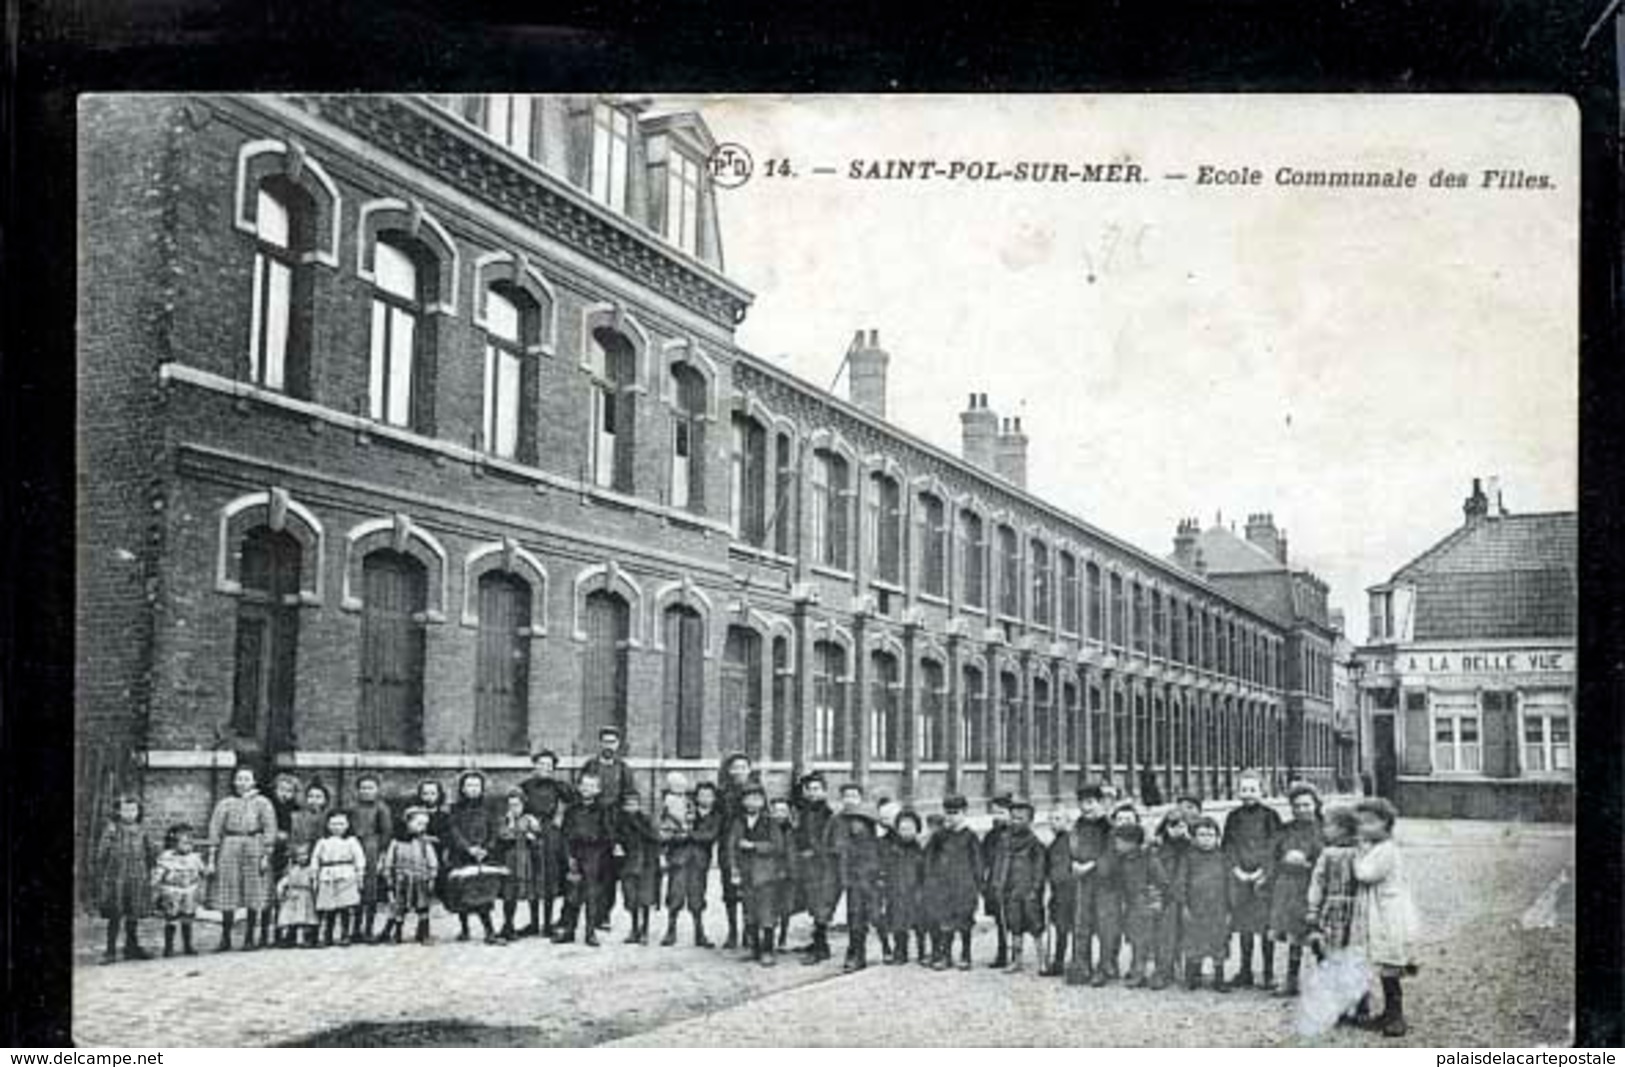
(445, 770, 503, 945)
(206, 766, 278, 951)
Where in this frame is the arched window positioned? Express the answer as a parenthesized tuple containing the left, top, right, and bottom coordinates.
(582, 589, 630, 740)
(1033, 674, 1053, 764)
(959, 510, 986, 609)
(996, 525, 1020, 617)
(770, 635, 791, 761)
(1152, 589, 1167, 658)
(919, 493, 947, 597)
(663, 606, 706, 759)
(810, 449, 852, 571)
(1113, 686, 1129, 766)
(1060, 551, 1080, 634)
(1172, 598, 1186, 664)
(246, 181, 314, 396)
(1090, 683, 1106, 765)
(1030, 539, 1052, 627)
(773, 432, 794, 556)
(868, 472, 902, 585)
(961, 664, 986, 763)
(359, 549, 427, 753)
(1063, 680, 1081, 765)
(730, 414, 767, 545)
(589, 328, 638, 493)
(481, 284, 539, 462)
(919, 658, 945, 762)
(474, 571, 531, 753)
(1109, 572, 1126, 647)
(1153, 693, 1167, 767)
(812, 640, 848, 760)
(999, 670, 1021, 764)
(669, 364, 708, 514)
(1087, 561, 1103, 640)
(1132, 581, 1148, 653)
(722, 624, 763, 760)
(232, 528, 302, 758)
(368, 236, 439, 431)
(869, 650, 900, 761)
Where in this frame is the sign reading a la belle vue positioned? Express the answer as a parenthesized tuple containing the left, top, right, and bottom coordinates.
(1402, 649, 1570, 674)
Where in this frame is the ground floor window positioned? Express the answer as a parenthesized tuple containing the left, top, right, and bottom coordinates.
(1432, 694, 1481, 773)
(1521, 693, 1571, 774)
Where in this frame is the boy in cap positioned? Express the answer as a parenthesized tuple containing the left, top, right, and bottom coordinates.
(793, 771, 839, 964)
(993, 799, 1047, 973)
(830, 782, 883, 972)
(659, 780, 719, 947)
(1066, 783, 1112, 984)
(1041, 807, 1075, 977)
(1223, 769, 1281, 988)
(1098, 821, 1166, 987)
(925, 794, 982, 970)
(726, 782, 787, 966)
(980, 792, 1014, 968)
(554, 771, 616, 946)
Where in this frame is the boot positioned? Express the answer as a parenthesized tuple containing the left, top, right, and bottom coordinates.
(542, 898, 556, 938)
(1124, 952, 1147, 987)
(181, 923, 196, 956)
(521, 901, 541, 938)
(693, 912, 714, 948)
(502, 901, 518, 941)
(1380, 977, 1409, 1038)
(392, 917, 405, 944)
(122, 917, 150, 959)
(661, 911, 679, 946)
(759, 926, 777, 967)
(415, 916, 431, 944)
(1185, 960, 1202, 991)
(480, 910, 504, 946)
(801, 924, 829, 964)
(1005, 937, 1025, 974)
(1273, 946, 1302, 997)
(917, 931, 930, 967)
(1040, 930, 1066, 977)
(957, 930, 973, 971)
(362, 905, 378, 944)
(551, 905, 576, 943)
(102, 920, 121, 964)
(749, 924, 763, 963)
(241, 910, 259, 952)
(929, 931, 949, 971)
(217, 913, 235, 953)
(163, 925, 176, 959)
(778, 917, 790, 950)
(1234, 934, 1255, 987)
(989, 925, 1008, 969)
(260, 907, 274, 948)
(1211, 966, 1231, 994)
(723, 901, 739, 950)
(880, 931, 894, 965)
(894, 934, 909, 965)
(339, 910, 354, 947)
(458, 914, 473, 942)
(1261, 941, 1276, 991)
(1149, 965, 1170, 991)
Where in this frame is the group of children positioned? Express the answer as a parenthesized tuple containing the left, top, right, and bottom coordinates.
(94, 736, 1417, 1038)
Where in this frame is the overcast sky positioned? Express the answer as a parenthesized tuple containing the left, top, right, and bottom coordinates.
(676, 95, 1577, 629)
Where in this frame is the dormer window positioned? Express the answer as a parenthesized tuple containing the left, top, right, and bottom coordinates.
(665, 150, 702, 255)
(590, 103, 632, 213)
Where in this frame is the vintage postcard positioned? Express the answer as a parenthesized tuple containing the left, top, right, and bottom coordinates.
(74, 93, 1576, 1046)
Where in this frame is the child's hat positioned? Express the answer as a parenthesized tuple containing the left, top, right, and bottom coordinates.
(1112, 822, 1146, 844)
(742, 781, 766, 799)
(990, 791, 1014, 809)
(1189, 814, 1220, 834)
(942, 794, 968, 813)
(1111, 799, 1138, 817)
(799, 770, 826, 788)
(403, 805, 430, 822)
(1009, 798, 1035, 817)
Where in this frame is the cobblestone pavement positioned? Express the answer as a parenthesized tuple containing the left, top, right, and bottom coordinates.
(72, 818, 1572, 1047)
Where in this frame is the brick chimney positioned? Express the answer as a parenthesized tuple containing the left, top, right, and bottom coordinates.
(1173, 517, 1200, 569)
(847, 329, 888, 418)
(960, 392, 998, 471)
(1463, 477, 1489, 524)
(994, 416, 1029, 490)
(1244, 512, 1285, 563)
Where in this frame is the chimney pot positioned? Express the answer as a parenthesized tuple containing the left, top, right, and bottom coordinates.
(847, 328, 889, 418)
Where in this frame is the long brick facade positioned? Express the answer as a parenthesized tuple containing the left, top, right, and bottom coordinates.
(78, 94, 1322, 876)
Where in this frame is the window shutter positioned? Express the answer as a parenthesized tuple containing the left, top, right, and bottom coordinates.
(1401, 690, 1432, 775)
(613, 392, 636, 493)
(1480, 692, 1517, 778)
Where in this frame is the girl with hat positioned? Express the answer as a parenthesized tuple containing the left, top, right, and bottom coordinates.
(380, 804, 440, 944)
(445, 770, 504, 946)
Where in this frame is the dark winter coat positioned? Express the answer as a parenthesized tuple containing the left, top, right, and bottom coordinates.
(616, 809, 662, 908)
(728, 812, 790, 889)
(446, 797, 499, 869)
(924, 825, 982, 928)
(830, 810, 884, 895)
(1098, 844, 1167, 946)
(993, 825, 1047, 935)
(1222, 802, 1281, 933)
(1179, 845, 1231, 959)
(1268, 817, 1324, 940)
(518, 773, 576, 824)
(579, 756, 638, 808)
(980, 823, 1011, 907)
(1046, 832, 1076, 928)
(883, 836, 927, 931)
(794, 799, 839, 921)
(348, 798, 394, 904)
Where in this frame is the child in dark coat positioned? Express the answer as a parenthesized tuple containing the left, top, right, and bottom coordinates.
(830, 783, 884, 972)
(661, 781, 719, 947)
(444, 770, 502, 946)
(1067, 784, 1112, 982)
(1179, 815, 1232, 992)
(1152, 810, 1193, 990)
(616, 791, 662, 945)
(883, 810, 927, 965)
(716, 752, 756, 950)
(793, 771, 839, 964)
(1041, 807, 1075, 978)
(1098, 822, 1167, 987)
(1270, 783, 1325, 997)
(993, 799, 1047, 974)
(96, 795, 157, 963)
(347, 774, 394, 944)
(517, 751, 573, 936)
(925, 794, 982, 970)
(980, 792, 1014, 968)
(555, 771, 616, 946)
(1223, 769, 1281, 988)
(496, 790, 544, 941)
(1093, 803, 1142, 982)
(727, 783, 789, 966)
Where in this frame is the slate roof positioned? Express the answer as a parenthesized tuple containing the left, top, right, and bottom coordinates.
(1387, 511, 1576, 641)
(1189, 524, 1286, 574)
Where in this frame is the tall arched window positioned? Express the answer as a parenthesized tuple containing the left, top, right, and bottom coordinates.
(359, 549, 427, 753)
(481, 284, 539, 462)
(369, 236, 438, 431)
(730, 414, 767, 545)
(1113, 687, 1129, 766)
(1132, 581, 1148, 653)
(474, 571, 531, 753)
(1152, 693, 1167, 768)
(812, 640, 847, 759)
(868, 473, 902, 585)
(247, 181, 313, 395)
(1060, 552, 1080, 634)
(664, 606, 706, 759)
(1152, 589, 1167, 658)
(1063, 680, 1081, 765)
(996, 525, 1020, 617)
(589, 328, 638, 493)
(722, 625, 763, 760)
(773, 432, 794, 556)
(919, 493, 947, 597)
(961, 664, 986, 763)
(1109, 572, 1126, 647)
(811, 449, 851, 570)
(770, 635, 790, 761)
(870, 649, 900, 761)
(919, 658, 945, 762)
(232, 528, 302, 758)
(1172, 598, 1186, 663)
(1033, 674, 1052, 764)
(1030, 539, 1052, 627)
(1087, 561, 1103, 640)
(582, 590, 630, 740)
(959, 510, 986, 609)
(1090, 683, 1106, 765)
(670, 364, 708, 514)
(999, 671, 1021, 764)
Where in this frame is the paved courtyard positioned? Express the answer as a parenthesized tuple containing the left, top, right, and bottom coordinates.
(71, 818, 1572, 1047)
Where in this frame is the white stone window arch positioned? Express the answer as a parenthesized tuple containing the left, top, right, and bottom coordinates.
(580, 302, 652, 390)
(234, 138, 341, 267)
(472, 250, 558, 355)
(340, 512, 450, 622)
(215, 487, 325, 604)
(357, 198, 460, 316)
(652, 574, 717, 657)
(460, 536, 549, 637)
(571, 560, 646, 647)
